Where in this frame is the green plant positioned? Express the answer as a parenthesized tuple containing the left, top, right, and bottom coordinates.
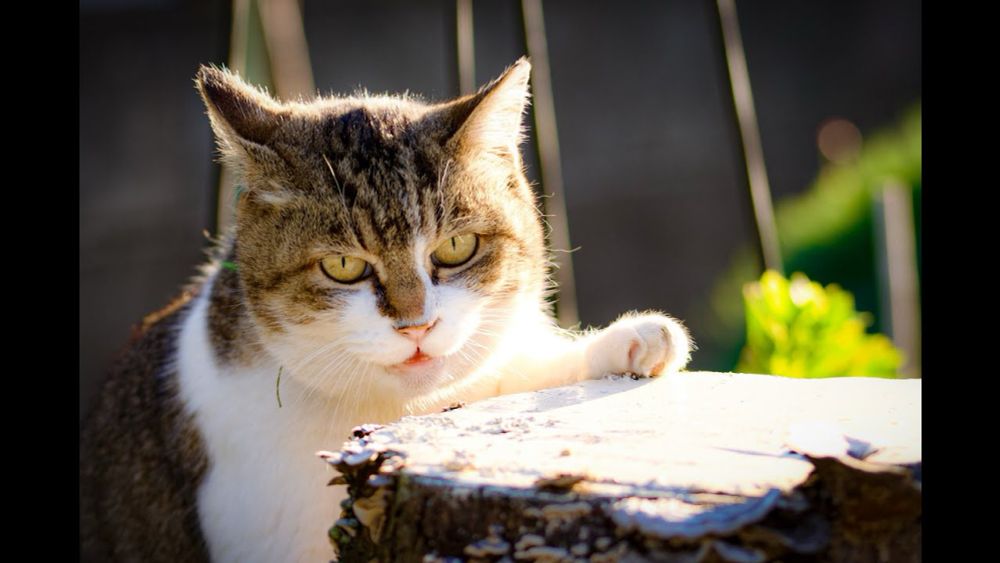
(737, 271, 902, 378)
(693, 104, 920, 372)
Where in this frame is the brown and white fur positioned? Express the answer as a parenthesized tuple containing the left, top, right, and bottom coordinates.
(80, 59, 692, 562)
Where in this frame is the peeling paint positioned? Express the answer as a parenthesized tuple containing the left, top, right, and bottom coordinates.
(514, 534, 546, 552)
(327, 374, 921, 561)
(465, 539, 511, 557)
(514, 545, 573, 562)
(607, 490, 782, 540)
(541, 502, 592, 520)
(352, 486, 389, 542)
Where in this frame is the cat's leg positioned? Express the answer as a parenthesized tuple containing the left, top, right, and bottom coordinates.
(490, 310, 692, 396)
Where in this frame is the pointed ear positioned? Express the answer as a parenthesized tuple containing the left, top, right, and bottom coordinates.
(439, 58, 532, 160)
(195, 65, 283, 158)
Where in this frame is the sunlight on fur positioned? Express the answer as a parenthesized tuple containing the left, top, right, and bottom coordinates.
(80, 58, 693, 563)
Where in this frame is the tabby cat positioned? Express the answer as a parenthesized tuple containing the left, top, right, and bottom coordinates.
(80, 58, 692, 562)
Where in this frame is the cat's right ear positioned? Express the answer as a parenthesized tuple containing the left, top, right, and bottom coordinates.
(431, 58, 532, 162)
(195, 65, 282, 162)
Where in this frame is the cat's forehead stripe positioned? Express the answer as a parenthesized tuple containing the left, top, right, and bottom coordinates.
(223, 80, 546, 332)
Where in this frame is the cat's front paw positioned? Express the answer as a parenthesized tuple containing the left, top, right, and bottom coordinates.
(584, 313, 692, 378)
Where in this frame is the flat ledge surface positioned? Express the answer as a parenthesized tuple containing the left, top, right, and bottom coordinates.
(325, 372, 921, 562)
(348, 372, 918, 494)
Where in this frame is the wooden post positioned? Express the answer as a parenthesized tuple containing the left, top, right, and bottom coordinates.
(874, 181, 921, 378)
(455, 0, 476, 96)
(711, 0, 784, 276)
(216, 0, 314, 234)
(520, 0, 579, 328)
(323, 373, 921, 562)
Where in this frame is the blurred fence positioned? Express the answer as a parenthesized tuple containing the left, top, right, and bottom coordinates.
(80, 0, 921, 419)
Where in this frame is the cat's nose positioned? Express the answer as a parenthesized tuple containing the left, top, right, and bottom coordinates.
(394, 318, 439, 342)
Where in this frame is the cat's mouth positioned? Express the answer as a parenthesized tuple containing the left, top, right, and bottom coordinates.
(402, 349, 433, 366)
(386, 348, 446, 378)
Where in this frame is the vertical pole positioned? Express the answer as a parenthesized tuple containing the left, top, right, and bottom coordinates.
(217, 0, 275, 234)
(521, 0, 579, 328)
(216, 0, 248, 235)
(874, 182, 921, 378)
(217, 0, 313, 234)
(711, 0, 783, 275)
(456, 0, 476, 96)
(259, 0, 315, 100)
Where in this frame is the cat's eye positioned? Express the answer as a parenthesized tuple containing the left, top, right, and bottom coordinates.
(320, 256, 372, 284)
(432, 234, 479, 267)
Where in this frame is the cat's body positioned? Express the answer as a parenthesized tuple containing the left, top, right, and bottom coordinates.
(80, 59, 692, 562)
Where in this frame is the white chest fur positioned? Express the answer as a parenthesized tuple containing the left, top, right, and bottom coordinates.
(176, 290, 348, 563)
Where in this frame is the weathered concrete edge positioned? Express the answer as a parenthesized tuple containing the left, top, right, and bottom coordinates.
(321, 425, 921, 562)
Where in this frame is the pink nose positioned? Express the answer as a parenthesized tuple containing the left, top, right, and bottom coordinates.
(395, 319, 438, 342)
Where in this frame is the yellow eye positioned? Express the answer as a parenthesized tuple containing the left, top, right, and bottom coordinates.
(432, 234, 479, 267)
(319, 256, 372, 283)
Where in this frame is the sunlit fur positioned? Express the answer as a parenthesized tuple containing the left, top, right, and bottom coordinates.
(195, 59, 555, 413)
(180, 59, 694, 562)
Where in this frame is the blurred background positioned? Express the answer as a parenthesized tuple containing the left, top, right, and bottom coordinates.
(80, 0, 921, 421)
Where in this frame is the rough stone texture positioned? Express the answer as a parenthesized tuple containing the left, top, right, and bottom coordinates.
(322, 372, 920, 562)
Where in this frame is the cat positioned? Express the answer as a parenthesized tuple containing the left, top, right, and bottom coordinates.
(80, 58, 692, 563)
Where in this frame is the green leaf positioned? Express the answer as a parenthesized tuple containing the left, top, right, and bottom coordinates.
(736, 271, 903, 378)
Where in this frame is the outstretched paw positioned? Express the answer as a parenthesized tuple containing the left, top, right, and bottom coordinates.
(584, 313, 692, 378)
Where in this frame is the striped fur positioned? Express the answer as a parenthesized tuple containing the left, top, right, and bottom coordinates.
(80, 59, 693, 562)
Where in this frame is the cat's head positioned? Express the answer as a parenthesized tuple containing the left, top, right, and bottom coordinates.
(196, 59, 547, 409)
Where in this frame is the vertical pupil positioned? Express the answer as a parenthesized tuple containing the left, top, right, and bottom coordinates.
(451, 238, 457, 251)
(341, 257, 346, 269)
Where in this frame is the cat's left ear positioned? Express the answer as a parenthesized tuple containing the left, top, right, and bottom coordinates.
(434, 57, 532, 161)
